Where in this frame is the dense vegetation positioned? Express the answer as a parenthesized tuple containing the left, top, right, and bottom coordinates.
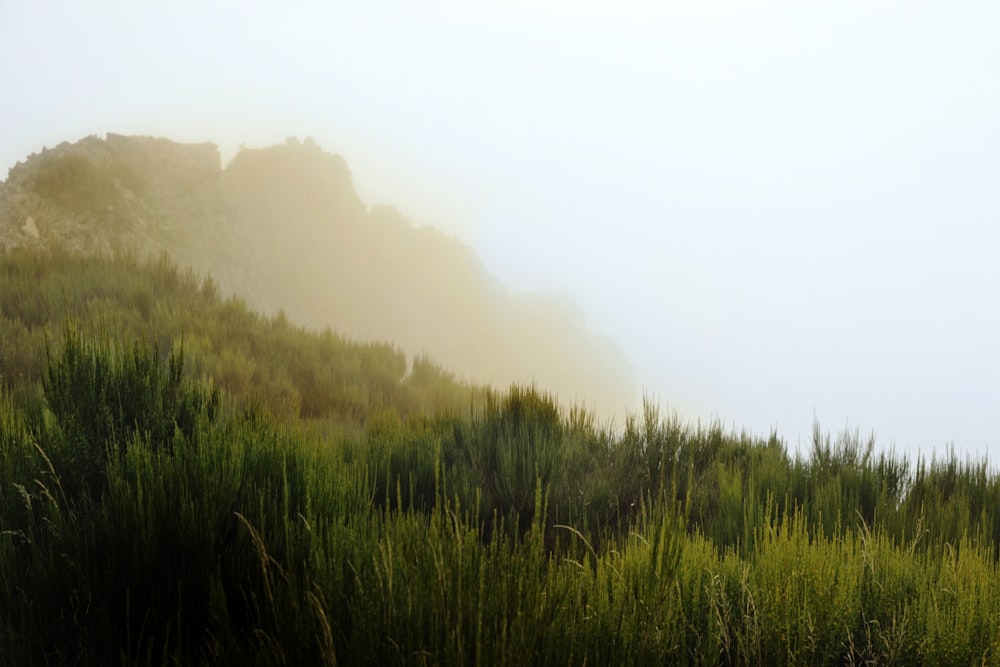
(2, 246, 1000, 665)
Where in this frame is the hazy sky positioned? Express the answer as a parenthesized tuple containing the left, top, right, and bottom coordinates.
(3, 1, 999, 460)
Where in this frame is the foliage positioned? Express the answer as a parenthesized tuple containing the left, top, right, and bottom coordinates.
(458, 386, 564, 535)
(0, 245, 474, 424)
(41, 324, 218, 501)
(3, 246, 1000, 665)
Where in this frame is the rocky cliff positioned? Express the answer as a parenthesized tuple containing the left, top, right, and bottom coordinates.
(0, 133, 636, 417)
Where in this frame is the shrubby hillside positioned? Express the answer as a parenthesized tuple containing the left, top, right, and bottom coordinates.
(2, 135, 1000, 665)
(0, 134, 635, 417)
(0, 246, 473, 423)
(1, 246, 1000, 665)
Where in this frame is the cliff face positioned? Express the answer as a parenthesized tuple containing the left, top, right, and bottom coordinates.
(0, 134, 636, 417)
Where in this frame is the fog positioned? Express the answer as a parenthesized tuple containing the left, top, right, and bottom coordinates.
(3, 1, 999, 458)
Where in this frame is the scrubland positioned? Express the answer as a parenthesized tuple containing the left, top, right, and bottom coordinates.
(2, 246, 999, 665)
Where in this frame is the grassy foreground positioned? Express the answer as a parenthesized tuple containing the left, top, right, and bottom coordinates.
(2, 247, 1000, 665)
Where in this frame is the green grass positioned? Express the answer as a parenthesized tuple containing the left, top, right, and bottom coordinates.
(2, 245, 1000, 665)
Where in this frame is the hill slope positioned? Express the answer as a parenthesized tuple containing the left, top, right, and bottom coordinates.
(0, 245, 474, 423)
(0, 134, 635, 417)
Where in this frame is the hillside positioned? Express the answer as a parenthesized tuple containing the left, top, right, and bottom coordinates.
(0, 134, 635, 417)
(1, 245, 1000, 664)
(3, 137, 1000, 666)
(0, 245, 474, 423)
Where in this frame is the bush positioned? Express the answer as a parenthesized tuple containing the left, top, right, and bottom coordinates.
(458, 385, 564, 535)
(42, 325, 218, 500)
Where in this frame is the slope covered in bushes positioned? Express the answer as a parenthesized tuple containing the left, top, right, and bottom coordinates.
(2, 247, 1000, 665)
(0, 245, 473, 424)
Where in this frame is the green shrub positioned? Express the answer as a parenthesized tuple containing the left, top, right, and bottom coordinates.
(41, 325, 218, 500)
(457, 386, 564, 535)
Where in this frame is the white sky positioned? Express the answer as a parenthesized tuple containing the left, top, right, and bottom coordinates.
(2, 1, 999, 459)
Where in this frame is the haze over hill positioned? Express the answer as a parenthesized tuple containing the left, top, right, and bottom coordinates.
(0, 133, 636, 418)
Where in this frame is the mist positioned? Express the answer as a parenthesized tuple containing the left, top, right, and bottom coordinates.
(2, 1, 999, 458)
